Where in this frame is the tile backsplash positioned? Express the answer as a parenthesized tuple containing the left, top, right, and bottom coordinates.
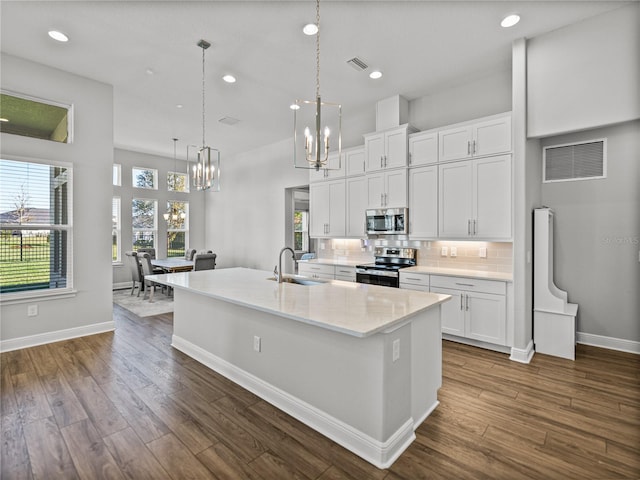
(315, 238, 512, 274)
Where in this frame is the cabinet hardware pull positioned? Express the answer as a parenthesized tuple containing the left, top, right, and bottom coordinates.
(473, 219, 477, 235)
(460, 294, 463, 310)
(468, 220, 471, 235)
(408, 152, 412, 165)
(380, 156, 383, 168)
(384, 155, 387, 167)
(467, 141, 471, 155)
(406, 277, 422, 281)
(455, 282, 475, 287)
(473, 140, 477, 154)
(465, 293, 469, 311)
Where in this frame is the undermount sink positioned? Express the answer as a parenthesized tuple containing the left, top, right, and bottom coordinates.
(267, 275, 326, 286)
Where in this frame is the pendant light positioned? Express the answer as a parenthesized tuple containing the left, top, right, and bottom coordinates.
(189, 39, 220, 191)
(293, 0, 342, 171)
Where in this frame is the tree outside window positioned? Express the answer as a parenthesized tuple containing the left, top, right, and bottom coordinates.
(132, 198, 156, 250)
(294, 210, 309, 252)
(167, 201, 188, 257)
(168, 171, 189, 193)
(132, 167, 157, 189)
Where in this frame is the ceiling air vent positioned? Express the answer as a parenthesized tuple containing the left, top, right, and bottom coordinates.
(346, 57, 368, 71)
(543, 138, 607, 183)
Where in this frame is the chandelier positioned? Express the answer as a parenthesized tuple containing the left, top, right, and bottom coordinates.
(190, 39, 220, 191)
(293, 0, 342, 171)
(165, 138, 187, 222)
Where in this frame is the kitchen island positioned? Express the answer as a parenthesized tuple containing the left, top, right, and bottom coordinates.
(146, 267, 449, 468)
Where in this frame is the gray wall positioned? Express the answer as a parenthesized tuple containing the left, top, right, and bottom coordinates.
(112, 148, 206, 287)
(1, 54, 114, 348)
(539, 120, 640, 342)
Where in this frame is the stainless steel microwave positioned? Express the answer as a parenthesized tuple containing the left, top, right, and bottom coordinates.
(366, 208, 408, 235)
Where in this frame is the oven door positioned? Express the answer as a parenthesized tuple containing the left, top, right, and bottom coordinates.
(355, 268, 399, 288)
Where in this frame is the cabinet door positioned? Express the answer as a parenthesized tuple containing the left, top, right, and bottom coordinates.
(325, 152, 345, 179)
(365, 133, 385, 172)
(439, 125, 473, 162)
(345, 147, 365, 176)
(384, 169, 408, 208)
(409, 131, 438, 166)
(473, 155, 511, 239)
(366, 172, 385, 208)
(438, 161, 473, 238)
(409, 166, 438, 238)
(385, 128, 408, 169)
(327, 180, 346, 237)
(431, 287, 465, 336)
(346, 176, 367, 237)
(473, 116, 511, 157)
(309, 183, 330, 237)
(465, 291, 506, 345)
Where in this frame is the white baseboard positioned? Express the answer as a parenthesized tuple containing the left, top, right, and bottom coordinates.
(113, 282, 132, 291)
(510, 340, 535, 364)
(577, 332, 640, 355)
(172, 334, 417, 469)
(0, 321, 116, 353)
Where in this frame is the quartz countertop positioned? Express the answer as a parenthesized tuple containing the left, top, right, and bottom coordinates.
(146, 267, 449, 338)
(401, 266, 513, 282)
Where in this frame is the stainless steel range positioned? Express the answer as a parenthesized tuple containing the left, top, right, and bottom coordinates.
(355, 247, 416, 288)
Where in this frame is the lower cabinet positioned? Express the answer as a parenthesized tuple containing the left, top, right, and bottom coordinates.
(430, 275, 507, 346)
(399, 271, 430, 291)
(298, 263, 356, 282)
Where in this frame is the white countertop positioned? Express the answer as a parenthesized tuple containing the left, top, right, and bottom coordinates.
(401, 266, 513, 282)
(146, 267, 449, 338)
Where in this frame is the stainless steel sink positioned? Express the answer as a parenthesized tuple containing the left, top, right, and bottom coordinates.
(267, 276, 326, 286)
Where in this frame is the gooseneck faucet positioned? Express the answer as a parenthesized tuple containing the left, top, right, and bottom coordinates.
(275, 246, 296, 283)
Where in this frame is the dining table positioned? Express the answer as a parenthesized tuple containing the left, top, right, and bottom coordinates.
(151, 257, 194, 273)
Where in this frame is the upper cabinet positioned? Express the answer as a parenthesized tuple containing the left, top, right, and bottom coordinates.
(438, 113, 511, 163)
(309, 151, 345, 183)
(364, 124, 417, 173)
(408, 129, 438, 167)
(366, 169, 408, 209)
(309, 179, 346, 238)
(344, 146, 366, 177)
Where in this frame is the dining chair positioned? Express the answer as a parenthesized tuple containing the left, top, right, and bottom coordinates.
(139, 252, 162, 301)
(124, 251, 143, 296)
(193, 252, 217, 271)
(137, 247, 156, 259)
(185, 248, 197, 261)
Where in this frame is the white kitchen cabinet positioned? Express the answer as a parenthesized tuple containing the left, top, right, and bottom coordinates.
(408, 130, 438, 166)
(438, 114, 511, 163)
(334, 266, 356, 282)
(366, 168, 408, 209)
(309, 151, 345, 182)
(364, 125, 417, 172)
(345, 146, 366, 177)
(298, 262, 335, 280)
(346, 176, 367, 238)
(438, 154, 511, 239)
(309, 179, 345, 238)
(399, 271, 430, 291)
(408, 165, 438, 238)
(431, 275, 507, 346)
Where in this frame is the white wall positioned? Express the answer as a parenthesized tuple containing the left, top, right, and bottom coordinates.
(539, 120, 640, 344)
(1, 54, 114, 349)
(527, 4, 640, 138)
(112, 148, 206, 286)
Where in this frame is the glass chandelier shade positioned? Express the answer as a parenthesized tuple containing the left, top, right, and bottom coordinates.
(190, 39, 220, 191)
(293, 0, 342, 171)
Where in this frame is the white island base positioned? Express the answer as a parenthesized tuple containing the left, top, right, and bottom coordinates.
(155, 268, 446, 469)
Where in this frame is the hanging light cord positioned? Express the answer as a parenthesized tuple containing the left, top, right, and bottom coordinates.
(315, 0, 321, 99)
(201, 44, 206, 147)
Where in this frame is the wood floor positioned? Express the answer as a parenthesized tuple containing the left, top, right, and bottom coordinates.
(2, 305, 639, 480)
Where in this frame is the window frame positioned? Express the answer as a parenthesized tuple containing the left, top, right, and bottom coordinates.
(132, 197, 157, 252)
(113, 163, 121, 187)
(132, 166, 158, 190)
(167, 170, 190, 193)
(0, 156, 74, 301)
(166, 200, 189, 258)
(112, 196, 121, 264)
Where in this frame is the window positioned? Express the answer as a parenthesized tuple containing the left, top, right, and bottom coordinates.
(132, 167, 157, 189)
(113, 164, 121, 186)
(168, 171, 189, 193)
(132, 198, 156, 251)
(0, 158, 72, 295)
(167, 201, 188, 258)
(294, 210, 309, 252)
(112, 197, 121, 263)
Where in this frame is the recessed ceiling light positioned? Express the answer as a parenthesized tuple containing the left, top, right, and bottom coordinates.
(145, 68, 155, 76)
(290, 104, 300, 110)
(48, 30, 69, 42)
(222, 74, 236, 84)
(369, 70, 383, 80)
(0, 118, 8, 123)
(303, 23, 318, 35)
(176, 104, 183, 109)
(501, 14, 520, 28)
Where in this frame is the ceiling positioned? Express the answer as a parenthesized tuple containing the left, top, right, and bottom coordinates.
(0, 1, 630, 161)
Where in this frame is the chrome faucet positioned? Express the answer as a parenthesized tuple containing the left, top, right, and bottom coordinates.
(275, 246, 296, 283)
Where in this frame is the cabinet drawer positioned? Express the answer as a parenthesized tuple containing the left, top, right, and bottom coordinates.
(298, 263, 335, 276)
(399, 272, 430, 288)
(430, 275, 505, 295)
(335, 266, 356, 281)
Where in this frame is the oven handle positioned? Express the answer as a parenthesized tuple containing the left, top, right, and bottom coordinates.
(356, 268, 399, 278)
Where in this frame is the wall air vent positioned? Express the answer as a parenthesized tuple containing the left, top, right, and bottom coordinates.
(346, 57, 368, 71)
(543, 138, 607, 183)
